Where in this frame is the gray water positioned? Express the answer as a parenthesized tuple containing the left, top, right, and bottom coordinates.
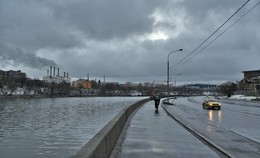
(0, 97, 147, 158)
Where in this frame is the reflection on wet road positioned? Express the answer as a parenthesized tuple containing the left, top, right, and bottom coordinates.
(208, 110, 221, 122)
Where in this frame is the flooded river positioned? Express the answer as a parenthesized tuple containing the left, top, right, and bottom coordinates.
(0, 97, 146, 158)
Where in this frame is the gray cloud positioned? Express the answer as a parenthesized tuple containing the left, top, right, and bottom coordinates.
(0, 43, 57, 69)
(0, 0, 259, 83)
(49, 0, 163, 40)
(0, 0, 83, 50)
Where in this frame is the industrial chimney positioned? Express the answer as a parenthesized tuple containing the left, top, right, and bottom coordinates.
(53, 67, 56, 77)
(57, 68, 59, 77)
(50, 66, 52, 77)
(47, 69, 49, 77)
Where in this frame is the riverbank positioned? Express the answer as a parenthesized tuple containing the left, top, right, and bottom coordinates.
(0, 94, 149, 99)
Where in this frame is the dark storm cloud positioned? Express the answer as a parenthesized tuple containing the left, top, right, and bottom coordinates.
(0, 0, 83, 50)
(49, 0, 163, 40)
(0, 43, 57, 68)
(0, 0, 165, 73)
(0, 0, 259, 83)
(59, 39, 165, 78)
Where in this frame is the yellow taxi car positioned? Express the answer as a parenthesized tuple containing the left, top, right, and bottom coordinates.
(202, 99, 221, 110)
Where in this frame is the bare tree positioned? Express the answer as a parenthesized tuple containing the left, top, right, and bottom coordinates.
(218, 81, 238, 97)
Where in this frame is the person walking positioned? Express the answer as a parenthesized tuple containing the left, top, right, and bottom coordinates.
(153, 95, 161, 110)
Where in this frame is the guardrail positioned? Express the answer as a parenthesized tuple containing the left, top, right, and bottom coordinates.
(71, 98, 150, 158)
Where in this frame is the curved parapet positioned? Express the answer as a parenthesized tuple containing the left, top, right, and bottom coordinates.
(71, 98, 149, 158)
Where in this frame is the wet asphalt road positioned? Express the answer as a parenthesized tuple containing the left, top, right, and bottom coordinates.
(114, 101, 220, 158)
(113, 96, 260, 158)
(164, 96, 260, 158)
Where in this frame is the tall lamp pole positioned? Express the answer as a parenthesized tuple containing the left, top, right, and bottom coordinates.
(167, 49, 183, 103)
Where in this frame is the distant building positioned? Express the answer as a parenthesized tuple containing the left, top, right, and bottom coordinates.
(42, 76, 71, 84)
(0, 70, 26, 82)
(42, 66, 71, 84)
(242, 70, 260, 80)
(185, 83, 217, 89)
(237, 69, 260, 96)
(240, 69, 260, 86)
(183, 83, 217, 92)
(72, 79, 92, 89)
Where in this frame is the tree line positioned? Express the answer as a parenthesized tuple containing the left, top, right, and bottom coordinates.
(0, 77, 239, 97)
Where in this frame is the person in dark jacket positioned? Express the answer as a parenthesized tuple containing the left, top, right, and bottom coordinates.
(153, 95, 161, 110)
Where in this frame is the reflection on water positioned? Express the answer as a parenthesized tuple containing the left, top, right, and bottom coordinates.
(0, 97, 146, 158)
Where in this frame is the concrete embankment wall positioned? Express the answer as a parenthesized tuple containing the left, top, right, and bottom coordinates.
(71, 98, 150, 158)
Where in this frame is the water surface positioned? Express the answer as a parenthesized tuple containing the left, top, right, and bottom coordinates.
(0, 97, 146, 158)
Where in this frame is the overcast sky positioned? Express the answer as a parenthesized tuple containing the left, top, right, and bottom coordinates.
(0, 0, 259, 84)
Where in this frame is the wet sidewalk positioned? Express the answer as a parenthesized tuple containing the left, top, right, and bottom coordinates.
(115, 101, 220, 158)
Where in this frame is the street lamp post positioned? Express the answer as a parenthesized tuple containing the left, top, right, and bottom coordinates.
(167, 49, 183, 103)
